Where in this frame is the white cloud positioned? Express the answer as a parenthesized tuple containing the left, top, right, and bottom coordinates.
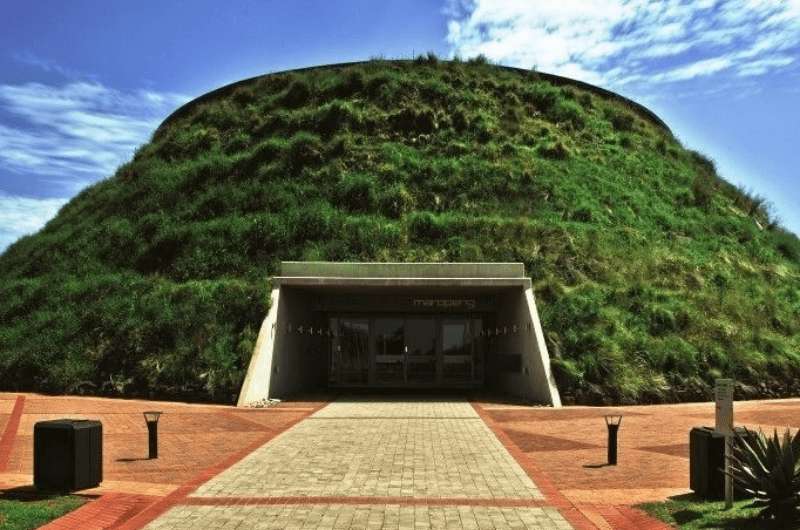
(737, 55, 795, 77)
(11, 51, 85, 79)
(0, 193, 68, 252)
(0, 81, 189, 182)
(0, 79, 190, 251)
(444, 0, 800, 91)
(653, 56, 735, 82)
(636, 41, 693, 59)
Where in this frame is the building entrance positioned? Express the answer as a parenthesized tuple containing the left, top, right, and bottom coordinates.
(237, 262, 562, 407)
(329, 314, 484, 389)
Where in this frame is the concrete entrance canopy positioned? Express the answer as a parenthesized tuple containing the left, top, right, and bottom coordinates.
(237, 262, 561, 407)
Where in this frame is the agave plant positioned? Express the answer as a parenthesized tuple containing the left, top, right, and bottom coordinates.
(728, 427, 800, 523)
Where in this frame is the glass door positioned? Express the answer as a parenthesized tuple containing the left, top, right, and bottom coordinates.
(374, 317, 405, 384)
(330, 317, 369, 384)
(441, 318, 482, 384)
(405, 318, 437, 384)
(329, 314, 484, 388)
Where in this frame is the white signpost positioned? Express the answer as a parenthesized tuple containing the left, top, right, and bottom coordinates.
(715, 378, 735, 508)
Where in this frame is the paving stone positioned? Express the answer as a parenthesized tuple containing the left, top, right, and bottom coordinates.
(145, 504, 572, 530)
(11, 391, 762, 528)
(311, 398, 480, 419)
(1, 394, 308, 489)
(480, 397, 800, 504)
(192, 399, 541, 500)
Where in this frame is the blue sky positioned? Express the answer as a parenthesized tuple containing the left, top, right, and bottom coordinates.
(1, 0, 798, 251)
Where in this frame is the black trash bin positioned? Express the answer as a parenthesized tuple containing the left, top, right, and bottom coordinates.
(689, 426, 754, 500)
(34, 419, 102, 491)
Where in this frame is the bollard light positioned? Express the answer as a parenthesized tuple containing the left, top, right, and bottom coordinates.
(604, 415, 622, 466)
(143, 411, 162, 459)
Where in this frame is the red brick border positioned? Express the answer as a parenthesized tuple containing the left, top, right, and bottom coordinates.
(0, 395, 25, 473)
(471, 402, 598, 529)
(575, 503, 673, 530)
(36, 398, 674, 529)
(614, 505, 674, 530)
(472, 402, 674, 530)
(114, 401, 328, 530)
(39, 493, 158, 530)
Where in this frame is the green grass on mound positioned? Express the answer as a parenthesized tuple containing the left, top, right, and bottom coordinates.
(1, 58, 798, 404)
(0, 495, 86, 530)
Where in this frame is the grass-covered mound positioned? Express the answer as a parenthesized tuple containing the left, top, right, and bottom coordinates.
(1, 58, 798, 404)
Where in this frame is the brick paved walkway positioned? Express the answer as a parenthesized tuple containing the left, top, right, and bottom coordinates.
(193, 399, 541, 500)
(146, 398, 572, 529)
(476, 398, 800, 505)
(0, 392, 324, 528)
(0, 393, 318, 496)
(145, 504, 572, 529)
(4, 392, 798, 528)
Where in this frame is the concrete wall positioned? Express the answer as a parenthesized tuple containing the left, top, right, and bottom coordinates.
(237, 287, 280, 406)
(237, 286, 326, 405)
(268, 287, 327, 397)
(488, 288, 561, 406)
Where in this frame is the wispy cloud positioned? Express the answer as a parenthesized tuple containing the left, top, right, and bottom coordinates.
(0, 66, 190, 252)
(444, 0, 800, 92)
(11, 50, 87, 79)
(0, 193, 68, 252)
(0, 81, 189, 186)
(737, 55, 795, 77)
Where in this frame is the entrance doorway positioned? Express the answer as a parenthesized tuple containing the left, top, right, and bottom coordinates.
(329, 314, 484, 389)
(331, 318, 369, 384)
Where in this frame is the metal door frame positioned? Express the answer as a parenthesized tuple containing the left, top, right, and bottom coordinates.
(327, 312, 487, 388)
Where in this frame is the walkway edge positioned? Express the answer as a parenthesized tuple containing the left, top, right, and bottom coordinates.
(114, 402, 328, 530)
(471, 402, 673, 530)
(471, 402, 597, 530)
(0, 395, 25, 474)
(38, 493, 158, 530)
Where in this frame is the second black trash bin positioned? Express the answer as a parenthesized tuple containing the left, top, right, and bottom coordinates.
(689, 426, 753, 500)
(34, 419, 103, 491)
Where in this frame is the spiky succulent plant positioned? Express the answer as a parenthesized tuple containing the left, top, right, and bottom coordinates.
(729, 427, 800, 523)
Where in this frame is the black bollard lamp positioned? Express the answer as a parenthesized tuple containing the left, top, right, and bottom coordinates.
(143, 411, 162, 459)
(604, 415, 622, 465)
